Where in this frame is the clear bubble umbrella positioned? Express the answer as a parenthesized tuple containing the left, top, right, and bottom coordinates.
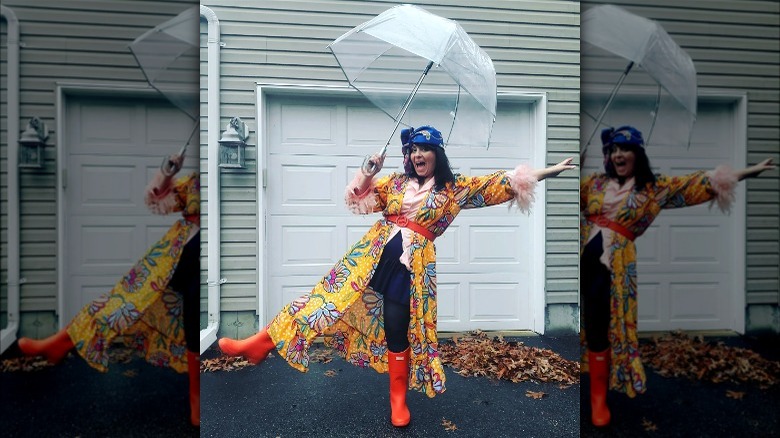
(581, 4, 697, 154)
(327, 4, 497, 174)
(129, 6, 199, 174)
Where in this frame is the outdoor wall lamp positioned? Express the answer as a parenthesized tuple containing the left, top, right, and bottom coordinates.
(18, 117, 48, 169)
(218, 117, 248, 169)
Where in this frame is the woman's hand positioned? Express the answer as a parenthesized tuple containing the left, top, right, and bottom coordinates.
(161, 153, 185, 177)
(736, 157, 776, 180)
(533, 157, 577, 181)
(362, 153, 386, 177)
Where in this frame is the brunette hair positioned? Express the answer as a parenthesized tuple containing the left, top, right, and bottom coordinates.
(405, 143, 455, 190)
(602, 142, 656, 189)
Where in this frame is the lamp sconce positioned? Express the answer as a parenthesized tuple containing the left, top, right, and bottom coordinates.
(19, 117, 48, 169)
(218, 117, 248, 169)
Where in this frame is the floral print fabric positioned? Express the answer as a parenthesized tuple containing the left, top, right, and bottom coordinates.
(67, 173, 200, 373)
(580, 170, 734, 397)
(267, 169, 535, 397)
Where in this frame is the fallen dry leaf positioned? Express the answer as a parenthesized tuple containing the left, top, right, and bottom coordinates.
(639, 331, 780, 387)
(641, 417, 658, 432)
(525, 390, 546, 399)
(0, 356, 54, 372)
(108, 346, 134, 364)
(309, 347, 335, 364)
(439, 331, 580, 387)
(201, 355, 253, 372)
(122, 369, 138, 378)
(441, 418, 458, 431)
(726, 390, 745, 400)
(324, 369, 338, 377)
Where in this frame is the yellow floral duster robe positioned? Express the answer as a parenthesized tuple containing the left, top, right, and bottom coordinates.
(580, 166, 736, 397)
(67, 172, 200, 373)
(267, 165, 537, 397)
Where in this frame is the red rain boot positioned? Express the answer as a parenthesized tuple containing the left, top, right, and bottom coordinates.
(588, 349, 612, 427)
(217, 327, 276, 365)
(387, 348, 411, 427)
(18, 329, 74, 365)
(187, 351, 200, 427)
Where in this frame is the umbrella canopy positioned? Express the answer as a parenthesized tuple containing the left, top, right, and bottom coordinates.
(328, 4, 496, 149)
(129, 7, 200, 122)
(581, 4, 697, 149)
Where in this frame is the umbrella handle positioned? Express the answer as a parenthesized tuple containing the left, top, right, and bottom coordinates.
(362, 60, 435, 176)
(161, 122, 199, 176)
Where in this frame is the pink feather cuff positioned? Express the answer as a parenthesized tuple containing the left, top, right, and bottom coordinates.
(507, 164, 538, 214)
(707, 165, 738, 212)
(145, 172, 177, 215)
(344, 171, 378, 214)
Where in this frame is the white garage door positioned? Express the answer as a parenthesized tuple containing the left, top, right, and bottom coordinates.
(63, 95, 197, 322)
(581, 97, 744, 332)
(263, 93, 543, 332)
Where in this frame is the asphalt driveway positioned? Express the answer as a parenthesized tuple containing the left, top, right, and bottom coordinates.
(580, 334, 780, 437)
(200, 334, 581, 438)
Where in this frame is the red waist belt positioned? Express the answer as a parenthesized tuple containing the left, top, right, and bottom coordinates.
(386, 215, 436, 241)
(184, 214, 200, 226)
(586, 215, 636, 241)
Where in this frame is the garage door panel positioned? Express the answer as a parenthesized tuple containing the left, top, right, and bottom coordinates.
(469, 226, 523, 265)
(266, 95, 538, 331)
(433, 225, 460, 264)
(78, 103, 137, 148)
(72, 224, 138, 272)
(469, 282, 526, 323)
(636, 226, 661, 265)
(436, 282, 461, 324)
(346, 105, 395, 150)
(280, 164, 339, 207)
(74, 275, 127, 310)
(279, 103, 339, 146)
(79, 164, 137, 206)
(281, 225, 340, 267)
(669, 225, 722, 264)
(637, 281, 663, 324)
(669, 280, 725, 323)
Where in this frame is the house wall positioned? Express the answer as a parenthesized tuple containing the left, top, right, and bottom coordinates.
(200, 0, 582, 338)
(581, 0, 780, 333)
(0, 0, 197, 338)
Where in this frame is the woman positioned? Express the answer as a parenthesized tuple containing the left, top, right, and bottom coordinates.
(219, 125, 576, 427)
(17, 154, 202, 426)
(580, 125, 776, 426)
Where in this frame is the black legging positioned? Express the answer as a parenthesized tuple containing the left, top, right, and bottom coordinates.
(581, 231, 611, 352)
(167, 231, 200, 353)
(383, 298, 411, 353)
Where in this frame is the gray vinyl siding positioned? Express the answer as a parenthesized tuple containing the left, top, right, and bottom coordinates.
(0, 1, 196, 332)
(201, 0, 581, 325)
(581, 1, 780, 309)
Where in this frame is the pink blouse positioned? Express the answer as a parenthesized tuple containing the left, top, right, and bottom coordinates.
(585, 177, 635, 269)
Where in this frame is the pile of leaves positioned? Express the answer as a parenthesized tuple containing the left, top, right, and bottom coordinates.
(201, 355, 254, 372)
(0, 356, 53, 372)
(439, 330, 580, 387)
(639, 331, 780, 387)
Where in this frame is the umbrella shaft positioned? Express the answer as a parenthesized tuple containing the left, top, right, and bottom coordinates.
(382, 60, 435, 154)
(583, 61, 635, 154)
(365, 60, 434, 175)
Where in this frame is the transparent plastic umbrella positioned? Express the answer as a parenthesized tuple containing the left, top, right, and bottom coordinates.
(328, 4, 497, 173)
(129, 7, 199, 173)
(581, 4, 697, 153)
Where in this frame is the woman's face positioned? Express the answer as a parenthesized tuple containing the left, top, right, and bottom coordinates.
(609, 144, 636, 179)
(410, 144, 437, 179)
